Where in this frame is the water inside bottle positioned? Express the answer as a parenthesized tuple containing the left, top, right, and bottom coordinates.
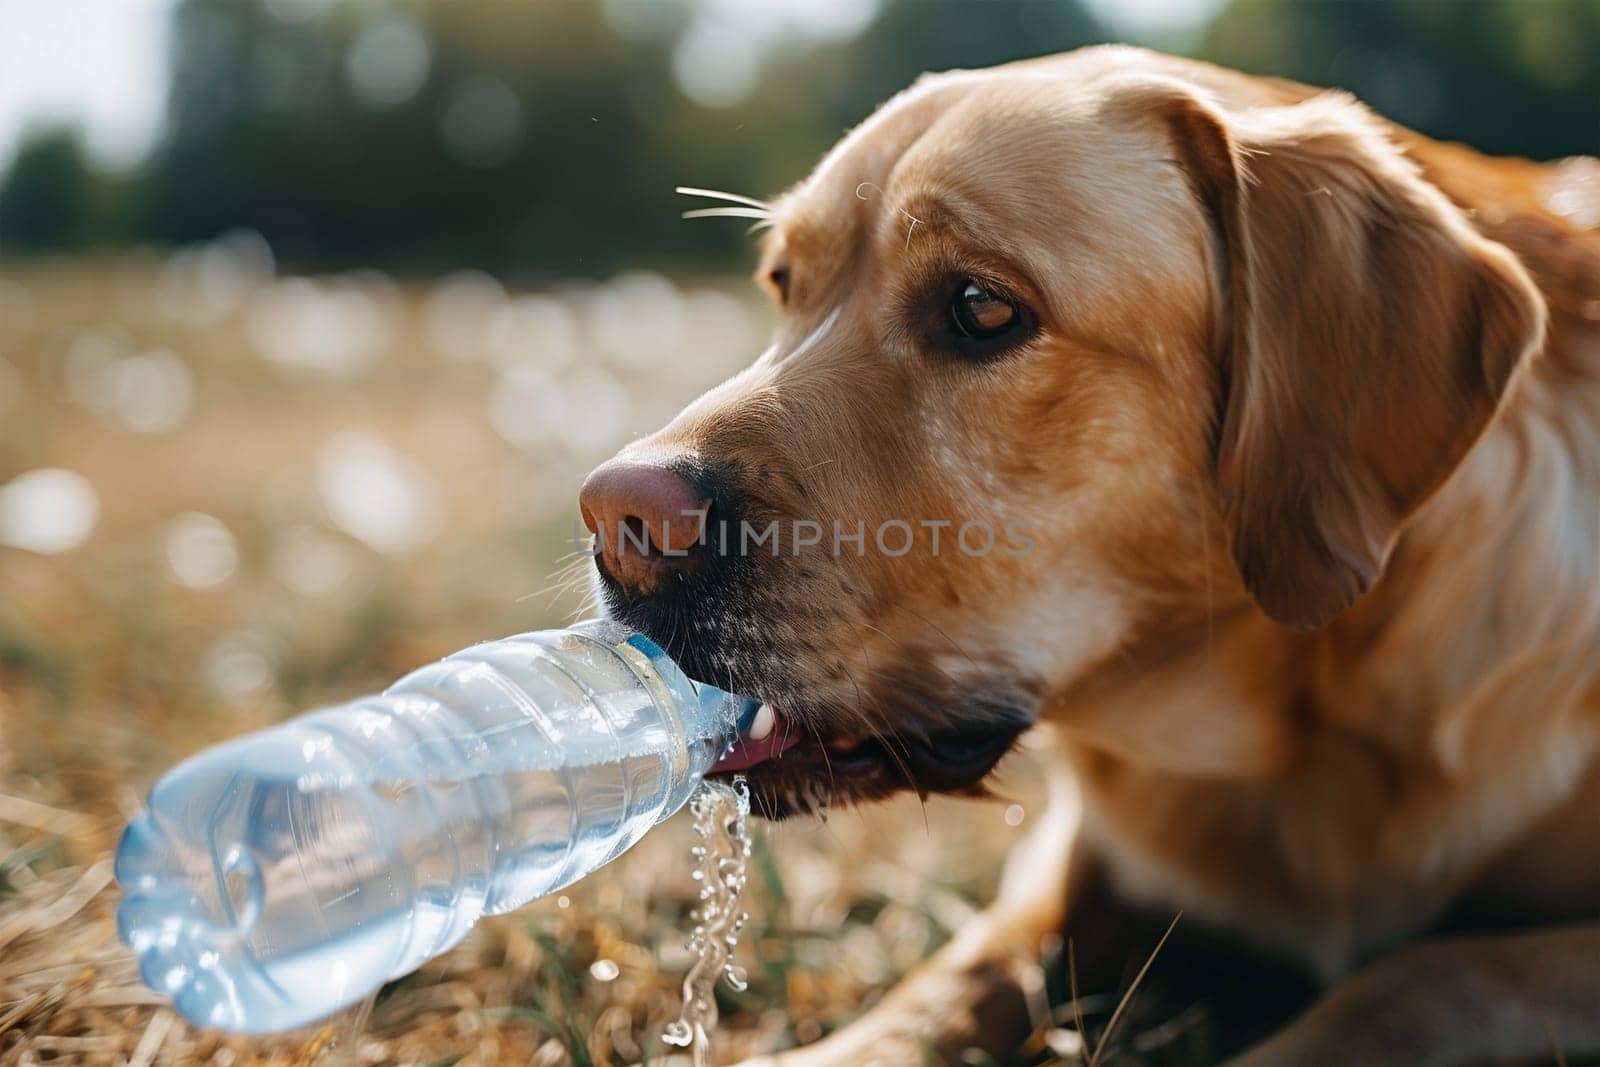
(116, 715, 706, 1033)
(663, 776, 752, 1066)
(116, 623, 748, 1035)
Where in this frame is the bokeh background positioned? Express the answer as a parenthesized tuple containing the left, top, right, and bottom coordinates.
(0, 1, 1596, 1064)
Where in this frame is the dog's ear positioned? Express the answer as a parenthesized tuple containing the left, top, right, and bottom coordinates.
(1126, 82, 1545, 628)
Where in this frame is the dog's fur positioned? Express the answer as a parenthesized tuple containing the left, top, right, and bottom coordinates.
(590, 46, 1600, 1064)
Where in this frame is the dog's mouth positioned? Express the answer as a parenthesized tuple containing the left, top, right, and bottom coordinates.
(585, 482, 1036, 818)
(708, 702, 1030, 819)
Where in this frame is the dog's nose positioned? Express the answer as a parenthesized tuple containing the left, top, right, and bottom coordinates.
(579, 459, 710, 592)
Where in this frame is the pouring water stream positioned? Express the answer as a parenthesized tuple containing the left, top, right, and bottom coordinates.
(664, 776, 753, 1066)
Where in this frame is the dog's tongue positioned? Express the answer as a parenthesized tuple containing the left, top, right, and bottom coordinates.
(711, 705, 799, 772)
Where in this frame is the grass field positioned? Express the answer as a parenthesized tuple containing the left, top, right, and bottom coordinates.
(0, 247, 1078, 1065)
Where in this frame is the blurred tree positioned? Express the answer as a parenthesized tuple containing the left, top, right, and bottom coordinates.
(772, 0, 1110, 135)
(0, 0, 1112, 276)
(142, 0, 710, 277)
(0, 0, 1593, 273)
(0, 128, 93, 253)
(699, 0, 1109, 200)
(1202, 0, 1600, 160)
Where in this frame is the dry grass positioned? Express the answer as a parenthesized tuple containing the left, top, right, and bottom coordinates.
(0, 253, 1087, 1066)
(0, 789, 1041, 1066)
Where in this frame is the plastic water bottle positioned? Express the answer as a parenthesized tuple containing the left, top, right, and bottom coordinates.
(114, 620, 757, 1033)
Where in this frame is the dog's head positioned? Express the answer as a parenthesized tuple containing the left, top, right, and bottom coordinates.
(578, 47, 1544, 817)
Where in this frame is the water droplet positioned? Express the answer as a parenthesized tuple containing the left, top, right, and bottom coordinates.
(159, 963, 192, 994)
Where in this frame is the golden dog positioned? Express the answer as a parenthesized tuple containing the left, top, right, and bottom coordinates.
(579, 46, 1600, 1065)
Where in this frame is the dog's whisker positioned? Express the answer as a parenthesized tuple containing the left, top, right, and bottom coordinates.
(904, 212, 922, 249)
(543, 572, 588, 597)
(836, 646, 928, 827)
(855, 179, 924, 247)
(814, 730, 838, 808)
(840, 655, 917, 776)
(539, 554, 593, 583)
(681, 206, 772, 221)
(555, 556, 593, 577)
(862, 620, 965, 692)
(536, 562, 606, 618)
(515, 570, 590, 605)
(889, 604, 985, 677)
(514, 554, 594, 604)
(675, 185, 772, 211)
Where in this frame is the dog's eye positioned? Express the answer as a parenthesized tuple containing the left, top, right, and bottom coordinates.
(769, 267, 791, 304)
(918, 276, 1034, 360)
(950, 280, 1019, 339)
